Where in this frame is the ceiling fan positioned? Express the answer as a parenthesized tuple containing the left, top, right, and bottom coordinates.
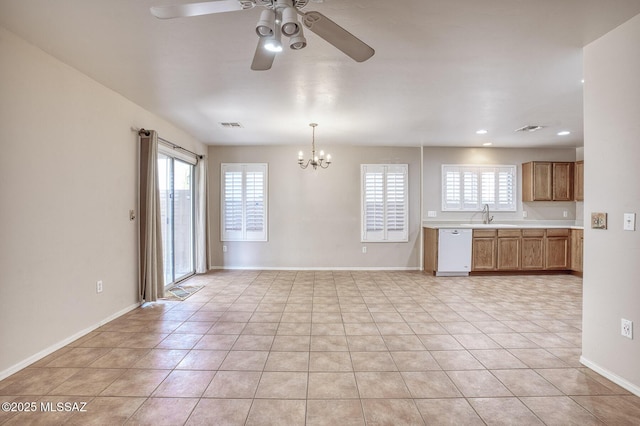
(150, 0, 375, 71)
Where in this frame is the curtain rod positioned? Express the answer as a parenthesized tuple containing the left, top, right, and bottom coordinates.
(135, 127, 204, 160)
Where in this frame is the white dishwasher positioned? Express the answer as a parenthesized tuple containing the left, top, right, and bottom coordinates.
(436, 228, 472, 276)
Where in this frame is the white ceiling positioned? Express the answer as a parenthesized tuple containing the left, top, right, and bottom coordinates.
(2, 0, 640, 148)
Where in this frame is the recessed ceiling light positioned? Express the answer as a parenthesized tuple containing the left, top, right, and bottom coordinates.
(557, 131, 571, 136)
(482, 142, 493, 146)
(476, 129, 488, 135)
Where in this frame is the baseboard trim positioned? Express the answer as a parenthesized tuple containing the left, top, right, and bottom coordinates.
(0, 302, 139, 382)
(580, 355, 640, 397)
(209, 266, 421, 271)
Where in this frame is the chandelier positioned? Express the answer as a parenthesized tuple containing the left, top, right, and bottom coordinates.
(298, 123, 331, 169)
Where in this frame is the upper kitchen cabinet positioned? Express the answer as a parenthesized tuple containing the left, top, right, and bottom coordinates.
(574, 160, 584, 201)
(522, 161, 574, 202)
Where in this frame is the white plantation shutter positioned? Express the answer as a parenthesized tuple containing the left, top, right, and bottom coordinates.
(362, 164, 408, 242)
(443, 170, 461, 210)
(442, 165, 516, 211)
(462, 171, 478, 209)
(221, 163, 268, 241)
(481, 172, 495, 205)
(364, 171, 384, 239)
(223, 170, 243, 238)
(497, 169, 514, 208)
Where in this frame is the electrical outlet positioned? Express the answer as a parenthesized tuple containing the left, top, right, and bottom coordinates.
(96, 280, 103, 294)
(362, 246, 367, 254)
(563, 211, 568, 218)
(621, 318, 633, 339)
(522, 211, 528, 218)
(222, 245, 227, 253)
(129, 209, 136, 221)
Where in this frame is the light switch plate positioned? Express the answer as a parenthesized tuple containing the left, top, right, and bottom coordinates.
(623, 213, 636, 231)
(427, 211, 437, 217)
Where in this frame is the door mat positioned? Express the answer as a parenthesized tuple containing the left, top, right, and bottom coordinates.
(165, 284, 204, 301)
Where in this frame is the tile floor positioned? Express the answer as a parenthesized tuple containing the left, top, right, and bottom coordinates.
(1, 271, 639, 425)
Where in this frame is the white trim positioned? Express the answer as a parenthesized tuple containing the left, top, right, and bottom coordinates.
(580, 356, 640, 397)
(209, 266, 420, 271)
(0, 303, 139, 382)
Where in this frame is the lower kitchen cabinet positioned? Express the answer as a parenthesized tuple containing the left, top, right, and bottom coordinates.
(472, 230, 497, 271)
(545, 229, 570, 269)
(427, 226, 580, 275)
(470, 227, 573, 273)
(571, 228, 584, 273)
(521, 229, 545, 270)
(497, 230, 521, 270)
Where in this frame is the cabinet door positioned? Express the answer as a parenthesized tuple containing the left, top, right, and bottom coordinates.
(497, 237, 521, 270)
(523, 162, 553, 201)
(472, 237, 497, 271)
(522, 235, 545, 270)
(546, 236, 570, 269)
(570, 229, 584, 272)
(574, 161, 584, 201)
(423, 228, 438, 274)
(552, 162, 574, 201)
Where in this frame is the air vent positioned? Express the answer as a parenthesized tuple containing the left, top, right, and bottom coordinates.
(515, 125, 544, 133)
(220, 122, 243, 128)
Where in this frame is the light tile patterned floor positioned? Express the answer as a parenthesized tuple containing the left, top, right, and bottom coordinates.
(1, 271, 639, 425)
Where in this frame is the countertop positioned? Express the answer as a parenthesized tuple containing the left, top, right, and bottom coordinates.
(423, 221, 584, 230)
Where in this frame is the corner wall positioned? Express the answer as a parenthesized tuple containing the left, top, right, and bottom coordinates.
(0, 26, 205, 377)
(582, 14, 640, 393)
(207, 145, 422, 269)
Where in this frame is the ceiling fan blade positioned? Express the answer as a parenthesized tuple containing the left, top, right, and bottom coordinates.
(251, 38, 276, 71)
(301, 11, 374, 62)
(150, 0, 248, 19)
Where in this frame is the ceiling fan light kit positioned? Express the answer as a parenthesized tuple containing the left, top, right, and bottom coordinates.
(256, 9, 275, 36)
(289, 26, 307, 50)
(150, 0, 375, 70)
(280, 6, 300, 36)
(264, 24, 283, 52)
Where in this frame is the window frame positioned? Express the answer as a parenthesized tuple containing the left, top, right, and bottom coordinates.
(441, 164, 517, 212)
(361, 164, 409, 243)
(220, 163, 268, 242)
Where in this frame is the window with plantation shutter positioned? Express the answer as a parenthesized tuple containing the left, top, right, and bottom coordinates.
(221, 163, 268, 241)
(442, 164, 516, 212)
(361, 164, 408, 242)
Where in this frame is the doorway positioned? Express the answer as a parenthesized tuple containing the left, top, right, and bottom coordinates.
(158, 152, 195, 287)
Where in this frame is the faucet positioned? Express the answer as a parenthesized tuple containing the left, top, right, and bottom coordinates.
(482, 204, 494, 224)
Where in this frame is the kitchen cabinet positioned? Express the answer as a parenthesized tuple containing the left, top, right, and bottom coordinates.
(552, 162, 574, 201)
(522, 161, 574, 202)
(574, 160, 584, 201)
(522, 162, 552, 201)
(521, 229, 545, 270)
(426, 226, 581, 275)
(472, 229, 497, 271)
(423, 228, 438, 274)
(571, 228, 584, 274)
(497, 229, 521, 270)
(545, 228, 570, 269)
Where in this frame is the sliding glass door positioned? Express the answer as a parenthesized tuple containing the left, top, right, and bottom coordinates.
(158, 152, 195, 287)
